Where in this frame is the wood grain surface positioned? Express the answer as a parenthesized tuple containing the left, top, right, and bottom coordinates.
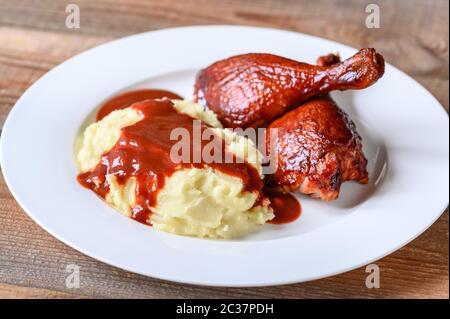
(0, 0, 448, 299)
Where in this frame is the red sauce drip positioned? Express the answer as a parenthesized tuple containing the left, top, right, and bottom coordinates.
(96, 89, 183, 121)
(265, 189, 301, 224)
(78, 98, 264, 225)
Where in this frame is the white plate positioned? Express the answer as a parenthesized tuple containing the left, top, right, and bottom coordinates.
(1, 26, 448, 287)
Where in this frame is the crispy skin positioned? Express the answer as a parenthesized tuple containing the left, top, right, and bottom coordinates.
(194, 49, 384, 128)
(266, 95, 369, 201)
(316, 53, 341, 67)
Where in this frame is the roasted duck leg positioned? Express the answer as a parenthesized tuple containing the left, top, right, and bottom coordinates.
(194, 48, 384, 128)
(265, 54, 368, 201)
(265, 94, 369, 201)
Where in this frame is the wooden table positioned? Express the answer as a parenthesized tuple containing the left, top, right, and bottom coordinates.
(0, 0, 448, 299)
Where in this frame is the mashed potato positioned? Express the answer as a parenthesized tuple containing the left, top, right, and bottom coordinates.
(77, 100, 274, 239)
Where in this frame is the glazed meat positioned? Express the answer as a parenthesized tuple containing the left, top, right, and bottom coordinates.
(194, 48, 384, 128)
(316, 53, 341, 67)
(266, 95, 369, 201)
